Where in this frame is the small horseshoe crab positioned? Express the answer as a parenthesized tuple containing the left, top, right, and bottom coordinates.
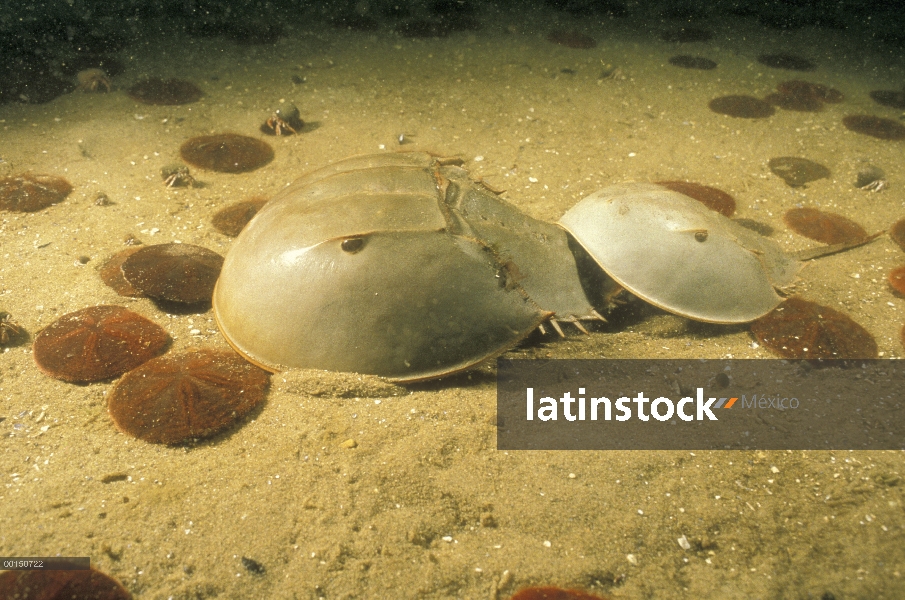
(559, 184, 878, 324)
(559, 183, 802, 323)
(214, 152, 855, 382)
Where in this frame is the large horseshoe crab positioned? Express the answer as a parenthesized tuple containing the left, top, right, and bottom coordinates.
(214, 152, 807, 382)
(214, 152, 610, 381)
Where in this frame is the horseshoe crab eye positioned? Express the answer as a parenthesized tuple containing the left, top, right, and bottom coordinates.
(694, 230, 708, 242)
(341, 237, 365, 253)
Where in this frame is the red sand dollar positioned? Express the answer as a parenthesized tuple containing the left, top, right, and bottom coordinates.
(510, 587, 610, 600)
(870, 89, 905, 109)
(660, 27, 713, 43)
(655, 180, 736, 217)
(750, 297, 878, 360)
(768, 157, 830, 187)
(889, 265, 905, 295)
(889, 218, 905, 253)
(0, 566, 131, 600)
(180, 133, 274, 173)
(783, 207, 867, 244)
(211, 196, 269, 237)
(0, 173, 73, 212)
(668, 55, 717, 70)
(842, 115, 905, 140)
(33, 305, 170, 382)
(99, 246, 144, 297)
(108, 348, 270, 444)
(120, 242, 224, 304)
(766, 80, 843, 112)
(779, 80, 842, 103)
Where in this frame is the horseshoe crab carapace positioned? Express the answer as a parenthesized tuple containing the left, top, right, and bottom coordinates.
(559, 183, 802, 324)
(213, 152, 607, 382)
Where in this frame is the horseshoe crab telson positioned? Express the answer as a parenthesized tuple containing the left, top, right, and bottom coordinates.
(559, 183, 802, 323)
(213, 152, 609, 382)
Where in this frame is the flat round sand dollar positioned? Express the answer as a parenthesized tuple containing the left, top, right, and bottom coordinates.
(783, 207, 867, 245)
(750, 297, 878, 360)
(179, 133, 274, 173)
(108, 348, 270, 444)
(120, 243, 224, 303)
(0, 173, 73, 212)
(889, 265, 905, 295)
(890, 219, 905, 253)
(211, 197, 269, 236)
(0, 566, 131, 600)
(668, 55, 717, 70)
(99, 247, 144, 296)
(559, 183, 801, 323)
(654, 180, 736, 217)
(842, 114, 905, 140)
(757, 53, 816, 71)
(33, 305, 170, 382)
(870, 89, 905, 109)
(768, 156, 830, 187)
(510, 587, 608, 600)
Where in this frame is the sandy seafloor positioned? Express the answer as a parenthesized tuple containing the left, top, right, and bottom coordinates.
(2, 3, 905, 599)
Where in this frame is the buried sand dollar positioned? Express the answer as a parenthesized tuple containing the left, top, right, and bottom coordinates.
(768, 156, 830, 187)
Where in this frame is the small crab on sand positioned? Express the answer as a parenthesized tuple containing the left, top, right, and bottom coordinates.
(262, 104, 304, 136)
(859, 178, 888, 192)
(75, 68, 112, 93)
(855, 165, 888, 193)
(161, 164, 196, 188)
(0, 311, 25, 347)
